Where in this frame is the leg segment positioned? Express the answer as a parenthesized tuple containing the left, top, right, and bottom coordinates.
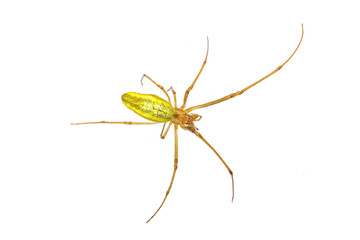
(180, 37, 209, 109)
(185, 25, 304, 113)
(191, 129, 234, 202)
(160, 122, 173, 139)
(141, 74, 171, 103)
(146, 124, 178, 223)
(71, 121, 159, 125)
(158, 87, 176, 139)
(167, 86, 177, 108)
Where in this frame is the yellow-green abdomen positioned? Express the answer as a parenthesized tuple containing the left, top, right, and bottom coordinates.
(122, 92, 175, 122)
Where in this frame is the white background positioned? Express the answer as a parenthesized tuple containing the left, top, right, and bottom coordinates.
(1, 0, 359, 239)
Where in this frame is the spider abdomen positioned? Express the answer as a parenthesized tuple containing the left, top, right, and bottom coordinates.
(122, 92, 174, 122)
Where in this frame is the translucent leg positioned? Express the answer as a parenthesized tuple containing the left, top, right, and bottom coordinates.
(181, 37, 209, 109)
(191, 129, 234, 202)
(185, 25, 304, 113)
(141, 74, 171, 103)
(71, 121, 159, 125)
(146, 124, 178, 223)
(167, 86, 177, 108)
(160, 122, 173, 139)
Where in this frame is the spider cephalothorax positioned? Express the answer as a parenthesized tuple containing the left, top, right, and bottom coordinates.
(172, 108, 202, 131)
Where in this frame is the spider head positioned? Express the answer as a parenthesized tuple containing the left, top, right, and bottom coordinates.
(172, 108, 202, 131)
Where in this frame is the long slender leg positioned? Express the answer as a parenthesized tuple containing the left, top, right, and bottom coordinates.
(141, 74, 171, 103)
(158, 87, 177, 139)
(158, 87, 176, 139)
(146, 124, 178, 223)
(71, 121, 159, 125)
(180, 37, 209, 109)
(185, 24, 304, 113)
(190, 129, 234, 202)
(160, 122, 173, 139)
(167, 86, 177, 108)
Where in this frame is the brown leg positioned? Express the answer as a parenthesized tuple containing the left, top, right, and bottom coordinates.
(146, 124, 178, 223)
(167, 86, 177, 108)
(141, 74, 171, 103)
(180, 37, 209, 109)
(158, 87, 176, 138)
(71, 121, 159, 125)
(185, 25, 304, 113)
(160, 122, 173, 139)
(191, 129, 234, 202)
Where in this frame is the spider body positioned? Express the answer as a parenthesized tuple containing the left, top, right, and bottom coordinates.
(72, 25, 304, 223)
(122, 92, 174, 122)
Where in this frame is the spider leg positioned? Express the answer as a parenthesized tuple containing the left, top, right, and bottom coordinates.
(167, 86, 177, 108)
(160, 122, 173, 139)
(159, 87, 175, 139)
(190, 129, 234, 202)
(141, 74, 171, 103)
(71, 121, 159, 125)
(147, 124, 179, 223)
(180, 37, 209, 109)
(185, 24, 304, 113)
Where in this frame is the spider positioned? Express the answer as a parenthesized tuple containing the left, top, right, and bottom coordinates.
(72, 25, 304, 223)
